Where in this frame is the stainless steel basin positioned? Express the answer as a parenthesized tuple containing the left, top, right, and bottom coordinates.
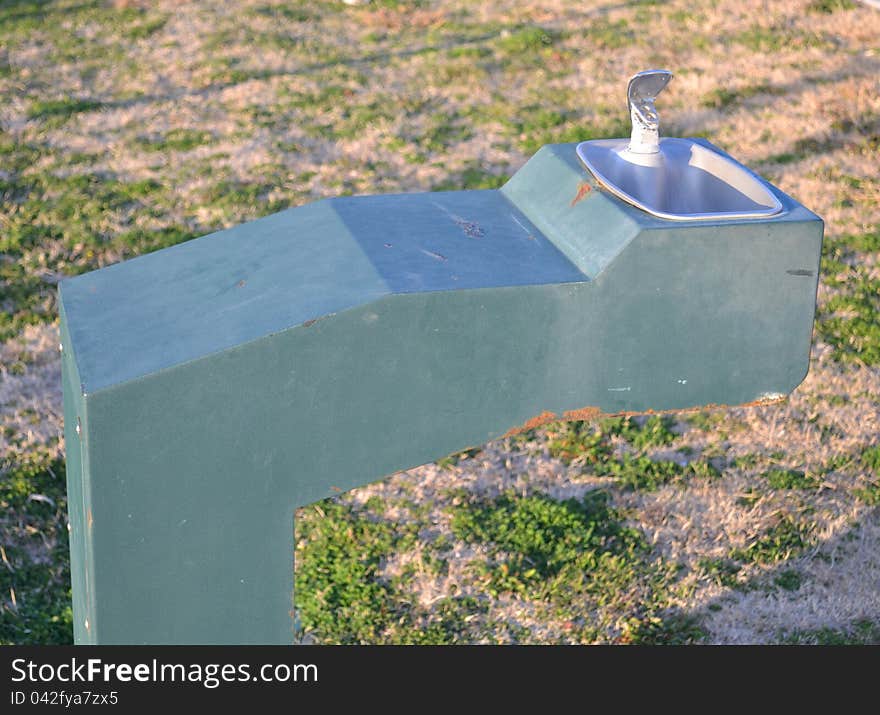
(576, 137, 783, 221)
(576, 69, 783, 221)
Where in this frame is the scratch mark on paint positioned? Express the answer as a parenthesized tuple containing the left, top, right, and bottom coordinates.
(457, 219, 484, 238)
(432, 201, 485, 238)
(511, 214, 536, 240)
(607, 386, 631, 392)
(302, 318, 318, 327)
(421, 248, 448, 262)
(786, 269, 814, 276)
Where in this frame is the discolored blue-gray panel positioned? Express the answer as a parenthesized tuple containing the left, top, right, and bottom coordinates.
(331, 190, 586, 293)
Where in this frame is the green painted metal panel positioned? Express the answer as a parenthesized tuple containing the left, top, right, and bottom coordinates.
(501, 143, 641, 277)
(61, 191, 583, 395)
(59, 142, 823, 643)
(59, 304, 93, 645)
(61, 200, 389, 394)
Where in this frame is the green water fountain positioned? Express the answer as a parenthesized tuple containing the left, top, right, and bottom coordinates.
(59, 70, 823, 643)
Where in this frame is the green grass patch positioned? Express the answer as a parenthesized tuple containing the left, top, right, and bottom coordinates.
(853, 445, 880, 506)
(0, 0, 55, 34)
(111, 226, 199, 255)
(773, 569, 803, 591)
(547, 421, 613, 464)
(0, 454, 72, 645)
(437, 447, 482, 470)
(547, 415, 676, 464)
(700, 82, 783, 110)
(26, 97, 103, 122)
(496, 26, 557, 54)
(433, 164, 509, 191)
(816, 265, 880, 366)
(251, 4, 316, 22)
(545, 416, 709, 491)
(859, 444, 880, 473)
(597, 455, 718, 492)
(781, 618, 880, 645)
(207, 62, 271, 87)
(828, 230, 880, 256)
(516, 112, 629, 156)
(0, 164, 174, 340)
(764, 136, 839, 166)
(619, 415, 677, 450)
(583, 18, 635, 49)
(450, 490, 643, 599)
(277, 84, 351, 112)
(414, 113, 474, 153)
(817, 230, 880, 365)
(295, 498, 500, 644)
(686, 410, 729, 432)
(123, 14, 168, 40)
(806, 0, 856, 13)
(200, 179, 288, 220)
(0, 171, 161, 255)
(333, 100, 401, 140)
(765, 468, 819, 490)
(730, 517, 811, 564)
(597, 455, 682, 492)
(134, 128, 213, 153)
(448, 45, 492, 60)
(296, 500, 410, 643)
(732, 454, 761, 470)
(821, 230, 879, 291)
(618, 613, 705, 645)
(698, 557, 742, 588)
(449, 490, 697, 642)
(735, 24, 830, 53)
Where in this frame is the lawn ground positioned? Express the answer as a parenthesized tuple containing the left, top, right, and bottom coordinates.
(1, 0, 878, 644)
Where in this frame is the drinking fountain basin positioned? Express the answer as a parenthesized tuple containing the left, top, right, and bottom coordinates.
(576, 137, 784, 221)
(576, 68, 783, 221)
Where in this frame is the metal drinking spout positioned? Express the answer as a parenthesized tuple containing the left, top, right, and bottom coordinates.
(627, 69, 673, 154)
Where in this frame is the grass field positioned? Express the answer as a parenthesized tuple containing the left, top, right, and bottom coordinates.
(1, 0, 879, 644)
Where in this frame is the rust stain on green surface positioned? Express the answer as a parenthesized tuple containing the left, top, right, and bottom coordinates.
(570, 181, 592, 207)
(504, 394, 789, 437)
